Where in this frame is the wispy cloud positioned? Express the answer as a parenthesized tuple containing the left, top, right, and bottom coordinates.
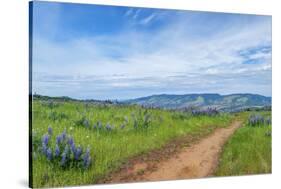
(132, 9, 141, 19)
(139, 13, 156, 25)
(32, 3, 272, 99)
(124, 8, 133, 17)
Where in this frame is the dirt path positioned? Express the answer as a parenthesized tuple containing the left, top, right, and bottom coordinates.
(100, 120, 242, 183)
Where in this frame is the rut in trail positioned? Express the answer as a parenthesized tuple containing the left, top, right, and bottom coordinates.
(101, 120, 242, 183)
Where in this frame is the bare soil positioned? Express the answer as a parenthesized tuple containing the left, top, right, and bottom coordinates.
(98, 120, 242, 184)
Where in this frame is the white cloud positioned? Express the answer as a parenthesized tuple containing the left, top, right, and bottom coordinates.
(32, 12, 272, 99)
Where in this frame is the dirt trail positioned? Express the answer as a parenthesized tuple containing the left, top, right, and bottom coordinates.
(101, 120, 242, 183)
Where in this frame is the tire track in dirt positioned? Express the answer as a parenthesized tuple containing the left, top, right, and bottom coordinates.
(100, 120, 242, 183)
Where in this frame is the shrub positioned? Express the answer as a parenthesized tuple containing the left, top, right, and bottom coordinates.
(48, 111, 68, 121)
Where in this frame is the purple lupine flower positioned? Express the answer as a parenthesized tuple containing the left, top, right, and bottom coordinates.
(42, 143, 48, 155)
(92, 124, 97, 130)
(74, 146, 83, 160)
(248, 114, 267, 126)
(46, 148, 52, 161)
(97, 121, 102, 129)
(83, 147, 91, 168)
(83, 119, 90, 128)
(70, 142, 76, 154)
(48, 126, 53, 135)
(61, 152, 67, 166)
(84, 156, 91, 169)
(60, 145, 69, 166)
(61, 130, 67, 141)
(42, 134, 50, 146)
(63, 145, 69, 156)
(55, 145, 60, 157)
(68, 137, 74, 146)
(105, 123, 112, 131)
(56, 134, 63, 145)
(191, 107, 219, 116)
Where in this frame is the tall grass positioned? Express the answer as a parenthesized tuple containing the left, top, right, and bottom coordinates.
(215, 111, 271, 176)
(31, 100, 233, 187)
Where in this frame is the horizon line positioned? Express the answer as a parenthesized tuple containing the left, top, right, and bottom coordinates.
(32, 92, 272, 101)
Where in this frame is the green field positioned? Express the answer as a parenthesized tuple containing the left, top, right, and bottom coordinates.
(31, 99, 233, 187)
(215, 111, 272, 176)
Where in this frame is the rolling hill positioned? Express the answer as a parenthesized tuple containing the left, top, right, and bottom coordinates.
(124, 93, 271, 112)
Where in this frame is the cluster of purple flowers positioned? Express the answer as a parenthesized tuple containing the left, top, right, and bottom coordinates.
(39, 127, 92, 169)
(75, 116, 91, 129)
(92, 121, 124, 132)
(248, 114, 271, 127)
(105, 123, 113, 131)
(120, 124, 126, 129)
(191, 107, 219, 116)
(131, 110, 152, 130)
(44, 100, 59, 109)
(92, 121, 103, 130)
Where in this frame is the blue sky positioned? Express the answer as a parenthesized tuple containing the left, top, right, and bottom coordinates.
(31, 1, 272, 100)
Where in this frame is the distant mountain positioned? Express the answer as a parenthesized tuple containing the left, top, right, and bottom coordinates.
(124, 93, 271, 112)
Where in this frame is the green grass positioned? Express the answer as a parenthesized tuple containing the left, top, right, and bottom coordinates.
(31, 100, 233, 187)
(215, 111, 272, 176)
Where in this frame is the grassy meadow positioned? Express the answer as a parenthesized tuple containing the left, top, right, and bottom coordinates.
(215, 111, 272, 176)
(31, 99, 233, 187)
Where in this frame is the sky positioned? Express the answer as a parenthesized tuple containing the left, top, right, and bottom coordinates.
(31, 1, 272, 100)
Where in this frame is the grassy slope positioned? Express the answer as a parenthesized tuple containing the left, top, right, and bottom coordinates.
(32, 100, 233, 187)
(215, 111, 272, 176)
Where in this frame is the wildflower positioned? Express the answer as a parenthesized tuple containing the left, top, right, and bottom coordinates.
(61, 152, 67, 166)
(83, 119, 90, 128)
(70, 142, 76, 154)
(92, 124, 97, 130)
(42, 143, 48, 155)
(61, 129, 67, 140)
(55, 145, 60, 157)
(61, 145, 69, 166)
(42, 134, 50, 146)
(83, 147, 91, 169)
(97, 121, 102, 129)
(48, 126, 53, 135)
(105, 123, 112, 131)
(74, 146, 83, 160)
(68, 137, 74, 146)
(46, 148, 52, 161)
(56, 135, 63, 145)
(248, 114, 266, 126)
(120, 124, 125, 129)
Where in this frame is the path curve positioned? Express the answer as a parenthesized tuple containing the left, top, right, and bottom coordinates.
(101, 120, 242, 183)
